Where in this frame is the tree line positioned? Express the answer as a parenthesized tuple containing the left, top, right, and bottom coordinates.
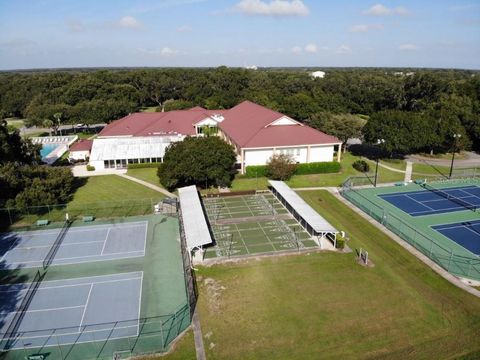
(0, 67, 479, 153)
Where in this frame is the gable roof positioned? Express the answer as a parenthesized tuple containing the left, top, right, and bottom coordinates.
(218, 101, 340, 148)
(97, 101, 340, 148)
(70, 139, 93, 152)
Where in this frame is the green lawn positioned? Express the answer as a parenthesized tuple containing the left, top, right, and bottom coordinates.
(231, 152, 405, 190)
(412, 162, 452, 177)
(195, 190, 480, 359)
(8, 175, 165, 228)
(127, 168, 164, 188)
(139, 330, 196, 360)
(380, 158, 407, 171)
(5, 118, 25, 130)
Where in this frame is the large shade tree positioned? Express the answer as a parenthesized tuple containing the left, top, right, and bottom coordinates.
(158, 137, 237, 190)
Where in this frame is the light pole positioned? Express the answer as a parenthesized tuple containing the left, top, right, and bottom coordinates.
(449, 133, 461, 179)
(374, 139, 385, 187)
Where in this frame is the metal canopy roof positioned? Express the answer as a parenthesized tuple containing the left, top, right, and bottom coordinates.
(268, 180, 338, 234)
(178, 185, 213, 250)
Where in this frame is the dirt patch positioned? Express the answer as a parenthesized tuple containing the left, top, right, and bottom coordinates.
(203, 278, 227, 313)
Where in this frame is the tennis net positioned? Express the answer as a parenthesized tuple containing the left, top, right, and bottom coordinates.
(1, 270, 44, 350)
(422, 183, 477, 212)
(42, 220, 72, 269)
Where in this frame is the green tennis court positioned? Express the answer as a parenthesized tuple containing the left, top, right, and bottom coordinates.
(0, 214, 190, 360)
(342, 177, 480, 281)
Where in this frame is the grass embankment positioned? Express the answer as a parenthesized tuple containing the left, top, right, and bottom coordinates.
(195, 190, 480, 359)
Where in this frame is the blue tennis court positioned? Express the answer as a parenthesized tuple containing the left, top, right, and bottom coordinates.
(0, 272, 142, 350)
(0, 221, 147, 270)
(378, 185, 480, 216)
(433, 220, 480, 256)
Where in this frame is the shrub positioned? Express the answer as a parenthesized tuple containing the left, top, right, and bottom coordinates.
(295, 161, 341, 175)
(86, 165, 95, 171)
(245, 161, 341, 178)
(266, 154, 297, 181)
(127, 162, 161, 169)
(335, 234, 345, 249)
(352, 160, 369, 172)
(245, 165, 268, 178)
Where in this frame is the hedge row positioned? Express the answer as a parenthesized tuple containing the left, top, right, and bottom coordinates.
(127, 162, 161, 169)
(295, 161, 341, 175)
(245, 165, 269, 178)
(244, 161, 341, 178)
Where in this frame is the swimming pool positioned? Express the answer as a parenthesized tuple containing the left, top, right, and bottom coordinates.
(40, 143, 61, 158)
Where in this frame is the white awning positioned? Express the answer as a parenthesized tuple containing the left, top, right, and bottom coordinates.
(268, 180, 337, 234)
(178, 185, 213, 249)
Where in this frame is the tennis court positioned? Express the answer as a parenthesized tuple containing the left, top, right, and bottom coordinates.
(0, 272, 142, 350)
(0, 221, 147, 269)
(379, 185, 480, 216)
(433, 220, 480, 256)
(203, 194, 318, 259)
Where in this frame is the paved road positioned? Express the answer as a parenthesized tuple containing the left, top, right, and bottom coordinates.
(406, 151, 480, 167)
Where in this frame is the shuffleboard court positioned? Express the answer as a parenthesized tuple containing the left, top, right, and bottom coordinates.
(0, 221, 147, 269)
(0, 272, 142, 350)
(378, 185, 480, 216)
(432, 220, 480, 256)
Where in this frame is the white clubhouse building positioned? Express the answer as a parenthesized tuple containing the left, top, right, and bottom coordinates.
(89, 101, 341, 173)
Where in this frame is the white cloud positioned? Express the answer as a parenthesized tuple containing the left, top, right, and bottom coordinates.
(399, 43, 418, 51)
(160, 47, 179, 56)
(335, 45, 352, 54)
(176, 25, 192, 32)
(137, 47, 181, 56)
(350, 24, 384, 33)
(304, 43, 317, 53)
(291, 46, 303, 54)
(117, 16, 142, 29)
(363, 4, 409, 16)
(234, 0, 309, 17)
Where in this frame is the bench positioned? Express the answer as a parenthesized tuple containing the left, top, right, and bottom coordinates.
(414, 179, 425, 185)
(36, 219, 49, 226)
(82, 216, 95, 222)
(394, 182, 406, 187)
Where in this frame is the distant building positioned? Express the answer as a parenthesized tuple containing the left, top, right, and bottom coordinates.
(310, 71, 326, 79)
(245, 65, 258, 70)
(89, 101, 341, 173)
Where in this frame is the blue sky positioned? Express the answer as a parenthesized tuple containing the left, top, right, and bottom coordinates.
(0, 0, 479, 70)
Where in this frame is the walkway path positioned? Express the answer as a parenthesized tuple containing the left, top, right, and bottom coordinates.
(72, 165, 127, 177)
(119, 174, 176, 198)
(404, 161, 412, 182)
(192, 309, 207, 360)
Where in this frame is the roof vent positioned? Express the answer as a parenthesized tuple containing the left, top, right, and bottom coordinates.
(211, 114, 224, 122)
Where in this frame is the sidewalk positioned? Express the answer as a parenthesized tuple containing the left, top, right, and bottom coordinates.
(72, 165, 127, 177)
(119, 174, 177, 198)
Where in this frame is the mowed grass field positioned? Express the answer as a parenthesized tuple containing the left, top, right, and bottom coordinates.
(127, 167, 164, 187)
(8, 175, 166, 228)
(194, 190, 480, 359)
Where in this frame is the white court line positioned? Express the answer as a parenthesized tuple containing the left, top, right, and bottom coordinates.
(11, 305, 85, 315)
(7, 221, 148, 237)
(100, 228, 111, 255)
(5, 250, 144, 265)
(79, 284, 93, 329)
(405, 194, 435, 210)
(0, 272, 143, 293)
(136, 272, 144, 337)
(434, 223, 480, 232)
(8, 239, 107, 251)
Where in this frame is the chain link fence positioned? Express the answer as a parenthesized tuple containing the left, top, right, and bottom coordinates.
(341, 177, 480, 281)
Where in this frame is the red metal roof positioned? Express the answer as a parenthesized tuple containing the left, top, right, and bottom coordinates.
(218, 101, 340, 148)
(70, 139, 93, 152)
(98, 101, 340, 148)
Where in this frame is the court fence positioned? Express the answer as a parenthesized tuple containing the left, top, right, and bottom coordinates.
(341, 177, 480, 281)
(0, 304, 191, 360)
(0, 198, 164, 230)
